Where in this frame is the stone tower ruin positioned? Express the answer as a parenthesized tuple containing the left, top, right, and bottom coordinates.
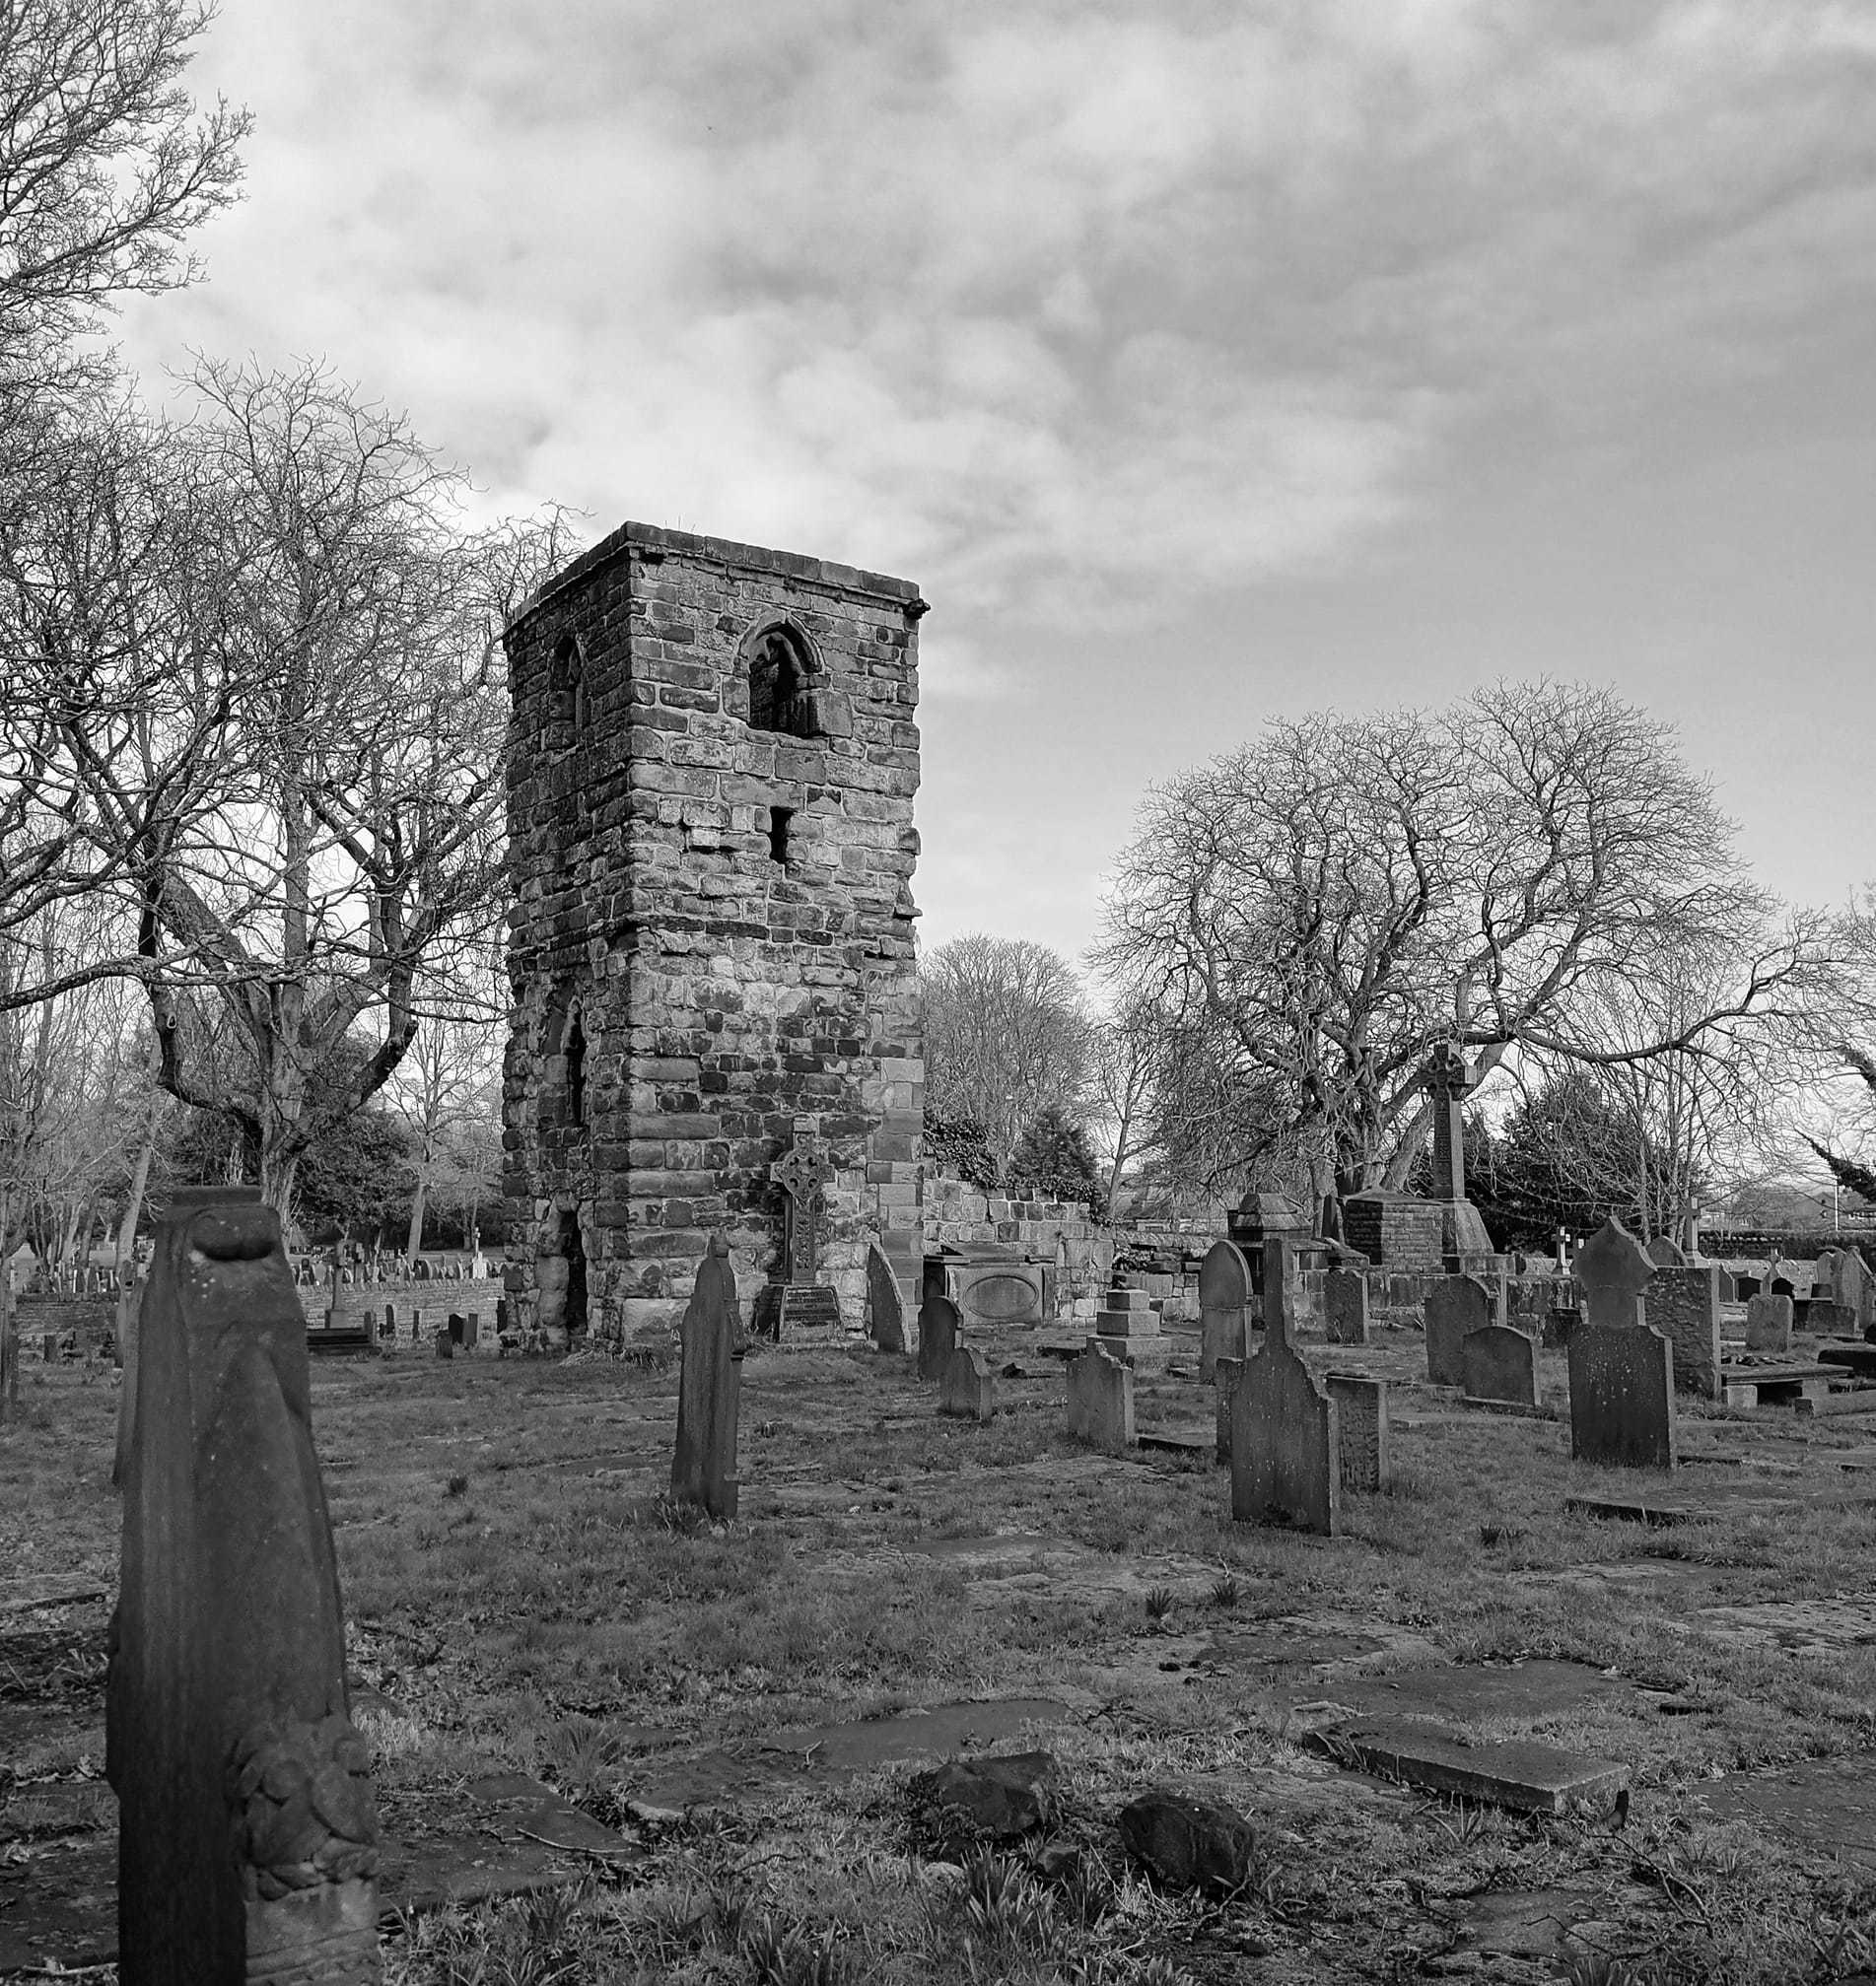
(501, 522, 926, 1343)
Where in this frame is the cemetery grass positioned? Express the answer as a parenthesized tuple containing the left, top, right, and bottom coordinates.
(4, 1344, 1876, 1983)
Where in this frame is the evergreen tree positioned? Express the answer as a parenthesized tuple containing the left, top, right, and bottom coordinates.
(1007, 1106, 1108, 1219)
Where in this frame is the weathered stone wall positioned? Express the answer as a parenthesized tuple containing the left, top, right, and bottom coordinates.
(503, 522, 925, 1341)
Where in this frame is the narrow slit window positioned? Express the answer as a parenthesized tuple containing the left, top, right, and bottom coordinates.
(566, 1014, 587, 1126)
(769, 806, 795, 867)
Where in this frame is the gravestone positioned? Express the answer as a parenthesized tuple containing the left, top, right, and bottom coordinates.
(917, 1293, 959, 1381)
(1645, 1235, 1689, 1267)
(1572, 1215, 1654, 1332)
(434, 1328, 452, 1360)
(1645, 1265, 1722, 1399)
(671, 1234, 748, 1522)
(1745, 1293, 1794, 1353)
(1568, 1325, 1677, 1470)
(463, 1312, 479, 1351)
(1462, 1323, 1539, 1409)
(382, 1304, 396, 1340)
(1810, 1247, 1871, 1335)
(867, 1241, 906, 1352)
(770, 1132, 842, 1336)
(1322, 1267, 1370, 1345)
(1229, 1239, 1339, 1535)
(1198, 1240, 1253, 1382)
(1325, 1372, 1389, 1493)
(111, 1187, 380, 1984)
(1066, 1343, 1135, 1453)
(1215, 1356, 1243, 1464)
(938, 1345, 995, 1422)
(1424, 1276, 1493, 1386)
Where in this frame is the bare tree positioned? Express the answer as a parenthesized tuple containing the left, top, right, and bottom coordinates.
(921, 933, 1090, 1170)
(1098, 683, 1843, 1209)
(0, 364, 575, 1208)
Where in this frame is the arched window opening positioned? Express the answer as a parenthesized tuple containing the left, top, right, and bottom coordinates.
(565, 1011, 587, 1127)
(747, 626, 815, 738)
(551, 632, 589, 733)
(557, 1207, 589, 1339)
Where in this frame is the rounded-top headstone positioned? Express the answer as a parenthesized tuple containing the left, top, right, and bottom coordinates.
(1198, 1239, 1252, 1311)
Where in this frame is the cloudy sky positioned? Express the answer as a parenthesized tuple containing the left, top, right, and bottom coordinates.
(119, 0, 1876, 973)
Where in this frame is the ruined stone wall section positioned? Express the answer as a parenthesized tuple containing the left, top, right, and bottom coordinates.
(503, 522, 924, 1342)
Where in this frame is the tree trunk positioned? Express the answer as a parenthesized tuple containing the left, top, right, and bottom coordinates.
(405, 1179, 428, 1268)
(0, 1187, 16, 1420)
(116, 1131, 156, 1277)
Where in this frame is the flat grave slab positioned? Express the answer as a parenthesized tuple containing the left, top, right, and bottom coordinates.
(626, 1695, 1074, 1815)
(1304, 1657, 1633, 1728)
(1818, 1341, 1876, 1378)
(1319, 1723, 1629, 1814)
(1718, 1359, 1839, 1407)
(1692, 1594, 1876, 1654)
(1694, 1755, 1876, 1873)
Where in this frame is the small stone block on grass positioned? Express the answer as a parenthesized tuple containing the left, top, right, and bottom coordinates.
(1329, 1724, 1630, 1815)
(1119, 1788, 1257, 1898)
(938, 1345, 995, 1421)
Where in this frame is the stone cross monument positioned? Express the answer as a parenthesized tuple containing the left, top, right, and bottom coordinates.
(767, 1130, 842, 1336)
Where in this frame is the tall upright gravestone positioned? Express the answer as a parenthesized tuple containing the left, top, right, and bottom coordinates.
(1424, 1275, 1493, 1386)
(111, 1187, 380, 1986)
(671, 1235, 748, 1521)
(1198, 1240, 1252, 1383)
(1229, 1239, 1339, 1535)
(917, 1292, 959, 1381)
(1566, 1215, 1677, 1470)
(867, 1241, 906, 1353)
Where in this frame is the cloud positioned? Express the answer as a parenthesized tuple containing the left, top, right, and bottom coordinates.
(121, 0, 1876, 637)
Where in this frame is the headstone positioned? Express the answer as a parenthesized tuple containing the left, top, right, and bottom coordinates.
(1810, 1247, 1871, 1335)
(772, 1133, 836, 1285)
(1424, 1276, 1493, 1386)
(382, 1304, 396, 1340)
(435, 1328, 452, 1360)
(1198, 1240, 1252, 1382)
(671, 1234, 747, 1521)
(1745, 1293, 1794, 1353)
(1567, 1325, 1677, 1470)
(938, 1345, 995, 1421)
(1644, 1265, 1722, 1399)
(1322, 1267, 1370, 1346)
(1325, 1372, 1388, 1493)
(1572, 1216, 1655, 1332)
(867, 1241, 906, 1352)
(110, 1187, 380, 1984)
(1462, 1323, 1539, 1409)
(1216, 1356, 1243, 1464)
(1066, 1343, 1135, 1453)
(1229, 1239, 1339, 1535)
(463, 1312, 479, 1351)
(1645, 1235, 1688, 1268)
(917, 1293, 959, 1381)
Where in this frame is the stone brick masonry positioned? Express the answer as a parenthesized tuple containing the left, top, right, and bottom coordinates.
(502, 522, 926, 1341)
